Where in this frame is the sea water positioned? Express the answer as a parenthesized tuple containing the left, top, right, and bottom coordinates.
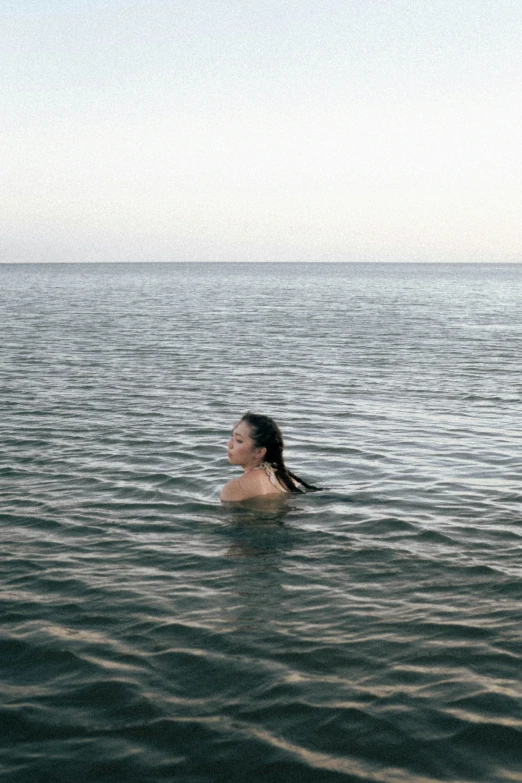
(1, 262, 521, 782)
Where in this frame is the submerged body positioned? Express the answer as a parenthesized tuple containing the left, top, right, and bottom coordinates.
(221, 413, 316, 503)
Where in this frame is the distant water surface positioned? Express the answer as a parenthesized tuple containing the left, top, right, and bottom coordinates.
(1, 262, 521, 782)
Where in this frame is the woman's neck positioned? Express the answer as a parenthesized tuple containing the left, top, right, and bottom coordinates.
(243, 462, 263, 474)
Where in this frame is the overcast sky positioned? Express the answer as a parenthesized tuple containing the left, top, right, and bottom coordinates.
(2, 0, 521, 263)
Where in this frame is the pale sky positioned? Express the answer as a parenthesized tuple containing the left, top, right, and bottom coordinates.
(2, 0, 521, 263)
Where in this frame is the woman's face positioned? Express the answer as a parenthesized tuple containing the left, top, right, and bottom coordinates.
(227, 420, 265, 469)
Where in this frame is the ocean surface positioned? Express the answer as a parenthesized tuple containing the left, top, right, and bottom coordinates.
(1, 261, 521, 783)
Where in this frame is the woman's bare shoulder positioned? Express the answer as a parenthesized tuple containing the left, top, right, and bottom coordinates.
(221, 470, 277, 502)
(220, 476, 247, 502)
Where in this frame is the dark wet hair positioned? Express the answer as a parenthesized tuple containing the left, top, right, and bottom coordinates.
(240, 412, 319, 493)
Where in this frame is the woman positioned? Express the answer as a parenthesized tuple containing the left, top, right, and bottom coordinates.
(221, 412, 318, 502)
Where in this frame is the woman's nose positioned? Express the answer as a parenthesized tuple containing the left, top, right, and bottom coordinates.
(227, 438, 233, 449)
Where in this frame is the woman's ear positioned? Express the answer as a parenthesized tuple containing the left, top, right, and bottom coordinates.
(256, 446, 267, 461)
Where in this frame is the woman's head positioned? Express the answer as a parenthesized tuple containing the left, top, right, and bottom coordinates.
(239, 412, 284, 466)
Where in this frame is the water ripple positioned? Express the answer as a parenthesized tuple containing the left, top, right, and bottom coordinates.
(1, 263, 522, 782)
